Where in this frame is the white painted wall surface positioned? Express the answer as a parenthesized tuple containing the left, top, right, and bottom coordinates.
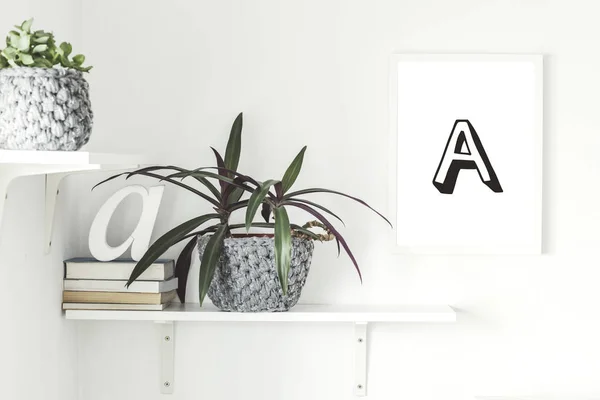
(69, 0, 600, 399)
(0, 4, 81, 400)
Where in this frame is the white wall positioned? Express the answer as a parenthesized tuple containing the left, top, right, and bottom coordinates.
(70, 0, 600, 399)
(0, 4, 82, 400)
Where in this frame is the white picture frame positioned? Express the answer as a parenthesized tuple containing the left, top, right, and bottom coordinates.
(389, 54, 543, 254)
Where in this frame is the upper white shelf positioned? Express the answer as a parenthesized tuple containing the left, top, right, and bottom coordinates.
(64, 303, 456, 323)
(0, 149, 148, 167)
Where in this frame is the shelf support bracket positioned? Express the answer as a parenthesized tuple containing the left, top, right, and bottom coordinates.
(157, 321, 174, 394)
(44, 172, 70, 253)
(354, 322, 368, 397)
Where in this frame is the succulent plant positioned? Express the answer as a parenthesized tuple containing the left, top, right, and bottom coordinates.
(0, 18, 91, 72)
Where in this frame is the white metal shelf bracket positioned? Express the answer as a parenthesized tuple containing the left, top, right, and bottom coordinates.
(44, 172, 70, 253)
(157, 321, 175, 395)
(354, 322, 368, 397)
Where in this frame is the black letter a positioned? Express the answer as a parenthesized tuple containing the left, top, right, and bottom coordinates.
(432, 120, 503, 194)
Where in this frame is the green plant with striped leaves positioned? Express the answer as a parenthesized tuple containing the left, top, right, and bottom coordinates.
(95, 113, 391, 305)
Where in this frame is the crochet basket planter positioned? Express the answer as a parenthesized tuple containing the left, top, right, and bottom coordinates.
(0, 67, 93, 150)
(197, 235, 314, 312)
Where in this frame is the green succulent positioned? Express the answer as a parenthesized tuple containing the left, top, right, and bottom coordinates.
(0, 18, 91, 72)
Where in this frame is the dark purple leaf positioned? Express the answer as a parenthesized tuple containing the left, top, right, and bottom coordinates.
(283, 199, 345, 226)
(288, 202, 362, 282)
(261, 203, 271, 223)
(275, 182, 283, 198)
(211, 147, 229, 192)
(284, 188, 392, 228)
(128, 171, 221, 207)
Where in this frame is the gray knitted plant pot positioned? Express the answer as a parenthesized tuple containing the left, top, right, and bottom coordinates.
(0, 67, 93, 150)
(197, 235, 314, 312)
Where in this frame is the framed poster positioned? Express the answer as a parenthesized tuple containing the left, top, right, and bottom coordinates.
(389, 54, 543, 254)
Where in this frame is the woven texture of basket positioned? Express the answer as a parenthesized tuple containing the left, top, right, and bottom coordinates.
(0, 67, 93, 150)
(198, 236, 314, 312)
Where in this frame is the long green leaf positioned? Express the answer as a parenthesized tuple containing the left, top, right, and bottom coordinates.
(225, 186, 245, 205)
(284, 188, 392, 227)
(175, 236, 198, 303)
(224, 113, 243, 172)
(281, 146, 307, 194)
(126, 214, 221, 287)
(198, 224, 228, 306)
(273, 206, 292, 295)
(245, 179, 280, 231)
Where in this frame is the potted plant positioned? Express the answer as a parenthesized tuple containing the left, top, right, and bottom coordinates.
(96, 113, 391, 312)
(0, 18, 92, 150)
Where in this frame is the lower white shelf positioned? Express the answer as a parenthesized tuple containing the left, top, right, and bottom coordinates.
(64, 303, 456, 323)
(65, 303, 455, 397)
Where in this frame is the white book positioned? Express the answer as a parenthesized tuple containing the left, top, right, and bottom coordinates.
(64, 258, 174, 280)
(63, 277, 178, 293)
(62, 303, 171, 311)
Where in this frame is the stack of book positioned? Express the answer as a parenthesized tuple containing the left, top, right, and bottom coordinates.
(62, 258, 177, 311)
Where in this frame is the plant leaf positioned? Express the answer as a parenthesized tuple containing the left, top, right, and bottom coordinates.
(170, 166, 260, 187)
(274, 182, 283, 198)
(9, 33, 19, 48)
(21, 18, 33, 32)
(33, 35, 49, 44)
(131, 171, 221, 207)
(60, 42, 72, 56)
(285, 188, 392, 227)
(17, 35, 30, 51)
(288, 202, 362, 282)
(32, 44, 47, 53)
(20, 53, 34, 65)
(224, 184, 245, 205)
(198, 224, 228, 306)
(281, 146, 307, 194)
(126, 214, 221, 287)
(226, 199, 249, 212)
(273, 206, 292, 295)
(283, 198, 345, 226)
(124, 165, 222, 202)
(261, 202, 271, 223)
(72, 54, 85, 65)
(175, 236, 198, 303)
(165, 169, 253, 194)
(211, 147, 228, 192)
(245, 179, 280, 231)
(224, 112, 242, 173)
(91, 171, 130, 190)
(32, 58, 52, 68)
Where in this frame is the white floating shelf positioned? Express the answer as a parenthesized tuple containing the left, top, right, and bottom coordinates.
(0, 149, 147, 166)
(65, 303, 456, 323)
(0, 150, 148, 252)
(65, 303, 455, 396)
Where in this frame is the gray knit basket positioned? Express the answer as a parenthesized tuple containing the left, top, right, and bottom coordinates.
(198, 236, 314, 312)
(0, 67, 93, 150)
